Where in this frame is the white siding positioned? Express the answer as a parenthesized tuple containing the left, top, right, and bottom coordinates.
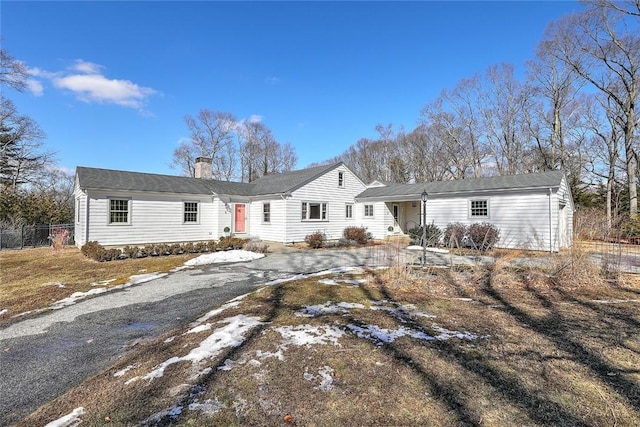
(73, 179, 88, 247)
(364, 189, 561, 251)
(249, 199, 287, 242)
(84, 191, 217, 247)
(283, 165, 367, 242)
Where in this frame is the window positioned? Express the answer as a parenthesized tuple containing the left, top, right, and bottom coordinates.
(302, 202, 328, 221)
(470, 199, 489, 217)
(364, 204, 374, 218)
(263, 202, 271, 223)
(184, 202, 198, 223)
(109, 199, 129, 224)
(345, 203, 353, 219)
(338, 171, 344, 187)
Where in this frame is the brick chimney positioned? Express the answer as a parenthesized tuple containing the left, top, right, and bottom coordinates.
(194, 157, 213, 179)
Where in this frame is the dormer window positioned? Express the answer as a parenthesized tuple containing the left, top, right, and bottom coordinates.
(338, 171, 344, 187)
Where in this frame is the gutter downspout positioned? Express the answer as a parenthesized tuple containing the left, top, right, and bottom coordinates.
(548, 187, 553, 253)
(84, 191, 90, 246)
(281, 192, 291, 244)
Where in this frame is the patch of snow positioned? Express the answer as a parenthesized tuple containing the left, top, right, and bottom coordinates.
(276, 324, 344, 347)
(318, 278, 338, 285)
(431, 324, 479, 341)
(256, 349, 285, 361)
(113, 364, 138, 377)
(0, 309, 7, 316)
(143, 314, 265, 380)
(264, 267, 366, 287)
(124, 377, 138, 385)
(591, 299, 640, 304)
(164, 336, 176, 343)
(296, 301, 366, 317)
(44, 407, 85, 427)
(187, 300, 248, 333)
(184, 250, 265, 266)
(347, 324, 434, 344)
(304, 366, 335, 392)
(49, 273, 167, 310)
(188, 398, 224, 414)
(90, 278, 116, 287)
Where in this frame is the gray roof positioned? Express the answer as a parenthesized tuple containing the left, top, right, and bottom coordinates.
(356, 170, 566, 200)
(75, 163, 343, 197)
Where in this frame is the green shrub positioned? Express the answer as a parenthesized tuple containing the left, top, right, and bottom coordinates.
(444, 222, 467, 248)
(408, 222, 441, 247)
(343, 226, 369, 245)
(305, 231, 326, 249)
(467, 222, 500, 251)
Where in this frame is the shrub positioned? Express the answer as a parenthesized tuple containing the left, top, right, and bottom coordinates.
(244, 241, 269, 253)
(408, 222, 442, 247)
(81, 241, 103, 259)
(122, 245, 138, 259)
(343, 226, 369, 245)
(467, 222, 500, 251)
(305, 231, 326, 249)
(218, 237, 248, 250)
(444, 222, 467, 248)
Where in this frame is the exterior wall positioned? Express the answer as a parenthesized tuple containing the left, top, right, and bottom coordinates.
(557, 176, 574, 249)
(282, 165, 366, 242)
(364, 189, 563, 251)
(73, 179, 88, 247)
(249, 198, 287, 242)
(80, 190, 218, 247)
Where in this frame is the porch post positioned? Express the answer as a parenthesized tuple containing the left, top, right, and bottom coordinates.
(421, 190, 428, 267)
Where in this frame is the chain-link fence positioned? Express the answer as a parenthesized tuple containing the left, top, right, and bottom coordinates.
(0, 224, 75, 250)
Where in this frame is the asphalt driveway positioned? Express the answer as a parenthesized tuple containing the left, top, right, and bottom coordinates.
(0, 247, 378, 426)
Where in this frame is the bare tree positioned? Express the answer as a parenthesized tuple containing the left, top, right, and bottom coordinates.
(0, 49, 28, 92)
(0, 97, 51, 188)
(237, 120, 297, 182)
(547, 4, 639, 215)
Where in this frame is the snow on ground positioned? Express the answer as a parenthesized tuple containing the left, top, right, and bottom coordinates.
(407, 245, 449, 254)
(44, 407, 85, 427)
(0, 309, 8, 316)
(142, 314, 266, 381)
(184, 250, 264, 266)
(48, 273, 168, 310)
(304, 366, 335, 392)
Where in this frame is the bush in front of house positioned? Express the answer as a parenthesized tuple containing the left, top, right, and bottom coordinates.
(343, 226, 370, 245)
(408, 222, 442, 247)
(243, 241, 270, 253)
(467, 222, 500, 251)
(443, 222, 467, 248)
(305, 231, 327, 249)
(217, 236, 248, 250)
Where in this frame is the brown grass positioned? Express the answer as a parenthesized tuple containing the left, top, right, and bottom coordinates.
(0, 246, 201, 322)
(16, 250, 640, 427)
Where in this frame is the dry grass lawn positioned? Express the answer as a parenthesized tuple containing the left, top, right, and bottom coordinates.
(0, 246, 201, 321)
(14, 248, 640, 427)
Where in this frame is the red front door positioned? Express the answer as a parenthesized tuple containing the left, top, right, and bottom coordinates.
(234, 204, 246, 233)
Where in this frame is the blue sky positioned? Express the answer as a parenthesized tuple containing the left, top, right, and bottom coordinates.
(3, 1, 581, 177)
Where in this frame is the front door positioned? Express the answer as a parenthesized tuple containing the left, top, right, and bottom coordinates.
(234, 204, 246, 233)
(393, 204, 400, 228)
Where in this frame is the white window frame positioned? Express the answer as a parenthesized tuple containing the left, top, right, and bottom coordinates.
(183, 201, 199, 224)
(345, 203, 353, 219)
(108, 198, 130, 225)
(263, 202, 271, 223)
(364, 204, 374, 218)
(301, 201, 328, 221)
(469, 199, 489, 218)
(338, 171, 345, 188)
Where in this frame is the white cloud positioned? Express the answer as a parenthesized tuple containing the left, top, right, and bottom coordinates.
(27, 59, 157, 111)
(248, 114, 262, 123)
(26, 79, 44, 96)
